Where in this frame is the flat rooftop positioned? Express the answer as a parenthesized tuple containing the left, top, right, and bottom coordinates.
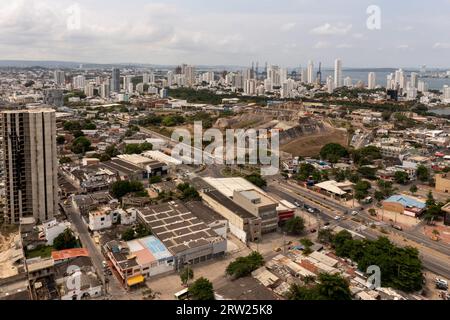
(137, 202, 222, 255)
(215, 276, 279, 300)
(184, 201, 227, 224)
(99, 158, 144, 176)
(202, 177, 266, 198)
(127, 236, 172, 265)
(236, 189, 276, 207)
(203, 190, 255, 220)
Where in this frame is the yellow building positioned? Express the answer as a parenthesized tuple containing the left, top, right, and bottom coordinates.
(435, 173, 450, 193)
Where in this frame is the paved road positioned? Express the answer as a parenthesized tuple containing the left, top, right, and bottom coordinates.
(63, 204, 127, 299)
(280, 181, 450, 256)
(267, 182, 450, 279)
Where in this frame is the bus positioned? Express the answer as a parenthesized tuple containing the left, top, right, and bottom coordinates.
(174, 288, 189, 300)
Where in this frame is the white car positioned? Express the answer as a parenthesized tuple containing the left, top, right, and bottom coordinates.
(351, 211, 359, 216)
(334, 216, 341, 221)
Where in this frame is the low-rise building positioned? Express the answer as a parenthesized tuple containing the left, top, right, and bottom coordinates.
(201, 190, 262, 243)
(382, 195, 426, 217)
(136, 202, 227, 270)
(104, 236, 174, 288)
(233, 190, 278, 234)
(436, 173, 450, 193)
(54, 256, 103, 300)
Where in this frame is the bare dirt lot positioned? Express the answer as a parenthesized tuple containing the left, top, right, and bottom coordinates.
(281, 129, 349, 157)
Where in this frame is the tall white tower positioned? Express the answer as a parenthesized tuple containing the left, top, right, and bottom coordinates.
(334, 59, 342, 88)
(307, 61, 314, 84)
(368, 72, 376, 89)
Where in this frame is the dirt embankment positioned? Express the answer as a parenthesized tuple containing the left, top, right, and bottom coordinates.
(281, 128, 349, 157)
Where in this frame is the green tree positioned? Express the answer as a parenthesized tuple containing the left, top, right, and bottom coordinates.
(357, 166, 377, 180)
(180, 267, 194, 286)
(57, 135, 66, 145)
(332, 234, 423, 292)
(416, 165, 429, 182)
(284, 217, 305, 235)
(426, 191, 436, 207)
(71, 136, 91, 154)
(287, 284, 320, 300)
(295, 163, 318, 181)
(409, 185, 418, 195)
(122, 228, 136, 241)
(245, 174, 267, 188)
(353, 181, 371, 201)
(287, 273, 351, 300)
(316, 273, 352, 300)
(177, 183, 201, 201)
(352, 146, 382, 166)
(318, 229, 334, 244)
(226, 252, 264, 279)
(63, 120, 82, 132)
(150, 176, 163, 184)
(104, 145, 120, 158)
(320, 143, 349, 163)
(53, 229, 78, 250)
(124, 142, 153, 155)
(73, 130, 85, 138)
(111, 180, 145, 199)
(59, 157, 73, 164)
(377, 180, 396, 198)
(394, 171, 409, 185)
(189, 277, 215, 300)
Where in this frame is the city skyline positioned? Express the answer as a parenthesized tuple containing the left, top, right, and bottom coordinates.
(1, 0, 450, 68)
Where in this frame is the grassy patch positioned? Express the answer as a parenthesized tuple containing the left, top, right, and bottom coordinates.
(25, 245, 54, 259)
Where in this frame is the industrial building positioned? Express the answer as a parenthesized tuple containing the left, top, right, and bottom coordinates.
(201, 189, 262, 243)
(136, 201, 226, 270)
(199, 177, 279, 242)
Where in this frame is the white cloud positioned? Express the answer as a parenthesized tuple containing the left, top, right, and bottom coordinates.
(352, 33, 365, 39)
(280, 22, 296, 32)
(396, 44, 411, 50)
(313, 41, 330, 49)
(310, 23, 352, 36)
(433, 42, 450, 49)
(400, 26, 414, 32)
(336, 43, 353, 49)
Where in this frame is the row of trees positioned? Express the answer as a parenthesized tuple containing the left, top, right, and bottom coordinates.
(323, 230, 423, 292)
(225, 252, 265, 279)
(287, 273, 352, 300)
(111, 180, 147, 199)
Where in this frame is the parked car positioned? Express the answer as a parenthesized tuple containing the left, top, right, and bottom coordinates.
(324, 222, 330, 226)
(392, 224, 403, 231)
(334, 216, 341, 221)
(351, 211, 359, 216)
(435, 278, 448, 290)
(310, 229, 317, 233)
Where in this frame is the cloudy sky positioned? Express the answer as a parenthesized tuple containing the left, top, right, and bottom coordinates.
(0, 0, 449, 68)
